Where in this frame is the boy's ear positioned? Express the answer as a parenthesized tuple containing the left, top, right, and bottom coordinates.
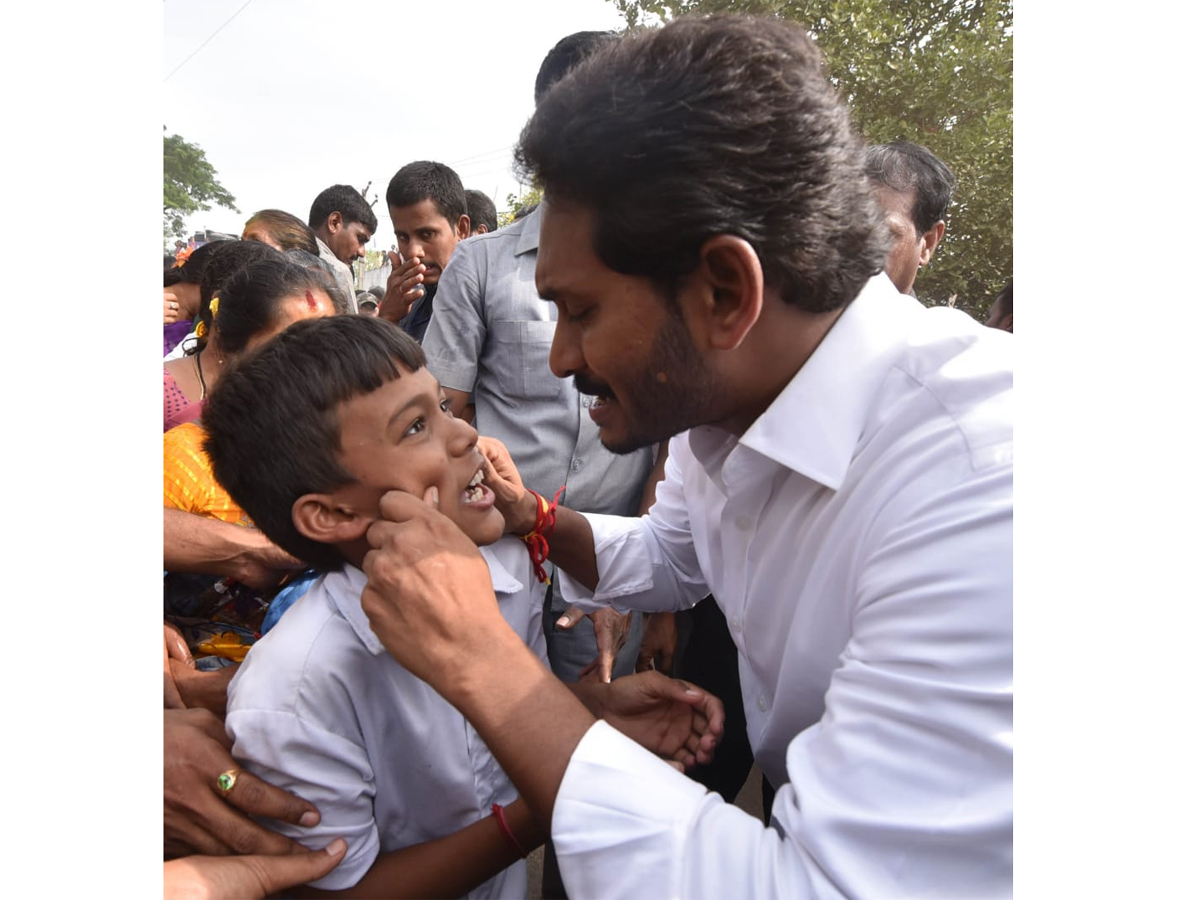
(293, 492, 372, 546)
(454, 213, 471, 241)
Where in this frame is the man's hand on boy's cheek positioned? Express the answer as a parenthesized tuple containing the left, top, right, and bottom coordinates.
(477, 436, 537, 533)
(589, 671, 725, 769)
(361, 489, 505, 686)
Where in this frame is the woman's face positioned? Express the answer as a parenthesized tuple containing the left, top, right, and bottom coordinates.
(241, 288, 338, 355)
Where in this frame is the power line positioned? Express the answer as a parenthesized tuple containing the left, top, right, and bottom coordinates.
(164, 0, 255, 82)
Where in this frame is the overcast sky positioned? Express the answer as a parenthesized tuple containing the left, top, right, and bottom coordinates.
(163, 0, 626, 248)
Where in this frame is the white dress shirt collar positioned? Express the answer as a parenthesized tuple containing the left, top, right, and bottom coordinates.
(690, 272, 918, 492)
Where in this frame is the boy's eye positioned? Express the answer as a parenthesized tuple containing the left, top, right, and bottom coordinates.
(403, 417, 425, 438)
(439, 398, 453, 415)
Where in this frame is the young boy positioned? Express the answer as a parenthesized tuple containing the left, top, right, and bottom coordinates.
(202, 316, 721, 897)
(378, 160, 471, 341)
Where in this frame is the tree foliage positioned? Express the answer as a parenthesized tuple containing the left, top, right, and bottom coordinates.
(607, 0, 1012, 320)
(163, 129, 238, 241)
(498, 187, 544, 229)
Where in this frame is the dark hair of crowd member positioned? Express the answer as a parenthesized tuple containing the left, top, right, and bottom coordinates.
(188, 258, 336, 358)
(204, 316, 426, 571)
(385, 161, 467, 227)
(244, 209, 321, 255)
(198, 240, 283, 317)
(515, 15, 889, 315)
(282, 249, 352, 314)
(163, 239, 232, 289)
(465, 189, 498, 233)
(308, 185, 379, 234)
(534, 31, 618, 105)
(864, 141, 957, 234)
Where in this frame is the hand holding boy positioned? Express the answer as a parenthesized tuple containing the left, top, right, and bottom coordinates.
(164, 708, 322, 859)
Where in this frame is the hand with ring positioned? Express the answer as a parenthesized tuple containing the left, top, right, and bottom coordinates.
(165, 708, 322, 858)
(164, 290, 182, 325)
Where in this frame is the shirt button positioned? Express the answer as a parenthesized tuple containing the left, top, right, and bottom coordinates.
(735, 515, 751, 531)
(570, 458, 582, 472)
(757, 696, 769, 712)
(729, 616, 741, 632)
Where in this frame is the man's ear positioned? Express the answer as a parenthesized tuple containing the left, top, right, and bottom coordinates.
(293, 492, 371, 546)
(686, 235, 764, 351)
(918, 220, 946, 267)
(326, 211, 344, 235)
(454, 213, 471, 241)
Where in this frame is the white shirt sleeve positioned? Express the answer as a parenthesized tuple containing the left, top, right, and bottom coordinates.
(553, 465, 1012, 900)
(559, 440, 710, 613)
(228, 709, 380, 891)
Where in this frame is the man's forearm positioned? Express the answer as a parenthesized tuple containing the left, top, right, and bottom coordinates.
(440, 624, 596, 828)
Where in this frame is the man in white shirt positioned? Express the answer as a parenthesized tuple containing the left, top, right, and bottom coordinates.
(309, 184, 377, 312)
(357, 15, 1012, 900)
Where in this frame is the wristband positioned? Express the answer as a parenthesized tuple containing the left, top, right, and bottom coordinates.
(521, 487, 564, 584)
(491, 803, 528, 858)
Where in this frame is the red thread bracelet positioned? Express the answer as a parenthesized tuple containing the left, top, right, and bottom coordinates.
(491, 803, 528, 858)
(521, 487, 564, 584)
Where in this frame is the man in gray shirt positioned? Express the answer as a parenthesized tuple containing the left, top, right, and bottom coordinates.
(421, 32, 658, 689)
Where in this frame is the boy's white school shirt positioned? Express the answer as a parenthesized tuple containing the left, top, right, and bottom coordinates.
(225, 536, 546, 896)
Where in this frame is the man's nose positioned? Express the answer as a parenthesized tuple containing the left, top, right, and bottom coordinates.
(548, 318, 581, 379)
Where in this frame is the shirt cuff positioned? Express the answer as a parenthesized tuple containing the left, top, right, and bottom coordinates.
(424, 355, 478, 393)
(552, 720, 713, 899)
(558, 513, 659, 612)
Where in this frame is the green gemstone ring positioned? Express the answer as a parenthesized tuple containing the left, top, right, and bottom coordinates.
(217, 769, 239, 793)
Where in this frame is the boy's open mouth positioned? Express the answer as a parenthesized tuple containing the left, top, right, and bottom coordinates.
(463, 467, 489, 504)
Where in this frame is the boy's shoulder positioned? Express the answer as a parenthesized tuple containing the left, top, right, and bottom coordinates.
(227, 566, 378, 717)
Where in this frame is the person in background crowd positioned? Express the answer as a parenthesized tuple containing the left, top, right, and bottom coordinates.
(165, 241, 284, 362)
(985, 279, 1013, 332)
(164, 239, 231, 357)
(308, 185, 378, 312)
(465, 188, 498, 235)
(357, 297, 379, 316)
(865, 140, 956, 297)
(242, 208, 320, 255)
(378, 161, 471, 341)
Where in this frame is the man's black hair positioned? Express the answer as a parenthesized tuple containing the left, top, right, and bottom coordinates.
(534, 31, 618, 104)
(190, 257, 337, 358)
(203, 316, 426, 571)
(367, 285, 386, 301)
(516, 15, 889, 314)
(864, 141, 957, 234)
(308, 184, 379, 234)
(465, 189, 498, 233)
(385, 161, 466, 227)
